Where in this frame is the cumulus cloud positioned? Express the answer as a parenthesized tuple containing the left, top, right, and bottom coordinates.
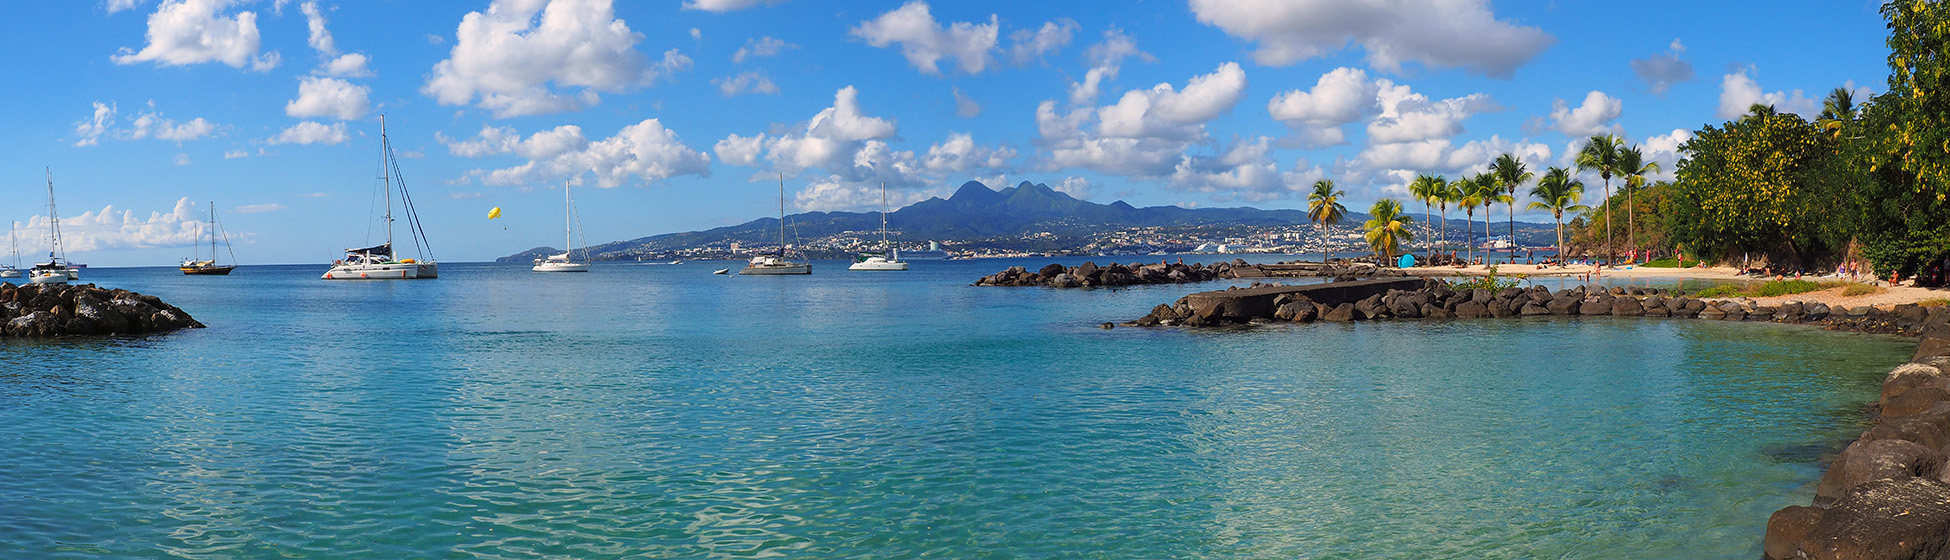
(1267, 67, 1380, 147)
(442, 119, 711, 188)
(73, 101, 219, 146)
(300, 1, 335, 55)
(793, 175, 946, 212)
(922, 133, 1016, 175)
(849, 1, 998, 76)
(112, 0, 279, 71)
(223, 150, 248, 159)
(1007, 18, 1076, 66)
(1188, 0, 1552, 78)
(953, 87, 980, 118)
(1547, 91, 1622, 137)
(270, 121, 349, 145)
(681, 0, 783, 12)
(1053, 176, 1095, 199)
(1631, 38, 1693, 96)
(711, 86, 904, 181)
(733, 36, 796, 63)
(1350, 135, 1549, 195)
(24, 198, 204, 253)
(1037, 63, 1250, 180)
(1366, 81, 1499, 144)
(1717, 67, 1818, 119)
(1095, 62, 1248, 141)
(714, 71, 780, 96)
(107, 0, 146, 14)
(1068, 27, 1151, 105)
(1638, 128, 1691, 183)
(424, 0, 690, 118)
(285, 76, 370, 120)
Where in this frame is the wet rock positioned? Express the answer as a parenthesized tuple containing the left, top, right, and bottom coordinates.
(1578, 299, 1612, 315)
(1546, 297, 1580, 315)
(1519, 302, 1551, 315)
(1816, 439, 1947, 503)
(1798, 478, 1950, 560)
(1765, 505, 1823, 560)
(1037, 263, 1067, 277)
(1453, 301, 1489, 319)
(1611, 297, 1645, 316)
(1865, 401, 1950, 451)
(1322, 303, 1357, 322)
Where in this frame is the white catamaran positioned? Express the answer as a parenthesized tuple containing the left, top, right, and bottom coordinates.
(849, 181, 907, 271)
(2, 222, 20, 278)
(740, 176, 811, 275)
(533, 183, 590, 273)
(29, 169, 76, 285)
(323, 116, 438, 280)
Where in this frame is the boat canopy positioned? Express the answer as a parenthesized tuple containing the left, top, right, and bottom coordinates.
(346, 243, 392, 256)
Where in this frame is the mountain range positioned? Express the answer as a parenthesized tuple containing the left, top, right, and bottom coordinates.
(499, 180, 1553, 261)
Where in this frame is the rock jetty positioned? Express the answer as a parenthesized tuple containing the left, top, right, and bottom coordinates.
(0, 283, 203, 337)
(1130, 278, 1948, 335)
(975, 259, 1401, 288)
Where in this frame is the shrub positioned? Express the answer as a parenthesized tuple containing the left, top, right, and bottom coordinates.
(1752, 279, 1821, 297)
(1692, 284, 1742, 298)
(1641, 258, 1682, 268)
(1449, 264, 1521, 292)
(1842, 283, 1882, 297)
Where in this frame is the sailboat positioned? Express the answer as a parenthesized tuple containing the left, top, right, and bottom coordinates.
(849, 181, 907, 271)
(1, 223, 20, 278)
(29, 168, 75, 285)
(533, 182, 589, 272)
(323, 115, 438, 280)
(180, 202, 238, 275)
(740, 175, 811, 275)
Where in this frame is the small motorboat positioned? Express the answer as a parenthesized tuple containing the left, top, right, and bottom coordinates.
(713, 268, 730, 275)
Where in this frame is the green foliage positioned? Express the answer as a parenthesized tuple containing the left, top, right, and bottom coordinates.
(1688, 279, 1829, 298)
(1363, 199, 1413, 262)
(1641, 258, 1681, 268)
(1448, 264, 1519, 292)
(1691, 284, 1743, 298)
(1843, 283, 1883, 297)
(1666, 108, 1832, 263)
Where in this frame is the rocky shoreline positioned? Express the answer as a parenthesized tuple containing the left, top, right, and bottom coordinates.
(1, 283, 203, 337)
(975, 259, 1402, 288)
(1125, 277, 1950, 556)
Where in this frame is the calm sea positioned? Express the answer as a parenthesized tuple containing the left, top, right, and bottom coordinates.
(0, 259, 1913, 559)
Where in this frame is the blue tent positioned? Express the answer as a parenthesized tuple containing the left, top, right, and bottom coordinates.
(1398, 254, 1416, 268)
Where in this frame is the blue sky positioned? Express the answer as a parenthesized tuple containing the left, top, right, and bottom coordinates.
(0, 0, 1895, 265)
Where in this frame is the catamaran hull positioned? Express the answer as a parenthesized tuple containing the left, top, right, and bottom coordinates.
(322, 263, 424, 280)
(740, 264, 811, 275)
(848, 260, 908, 271)
(28, 272, 67, 285)
(0, 270, 17, 278)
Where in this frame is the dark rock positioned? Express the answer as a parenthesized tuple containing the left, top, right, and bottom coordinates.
(1422, 303, 1450, 318)
(1765, 505, 1824, 560)
(1886, 386, 1950, 418)
(1074, 261, 1100, 280)
(1882, 364, 1948, 411)
(1611, 297, 1645, 316)
(1816, 439, 1947, 503)
(1642, 307, 1671, 317)
(1699, 307, 1726, 320)
(1322, 303, 1357, 322)
(1865, 401, 1950, 451)
(1051, 273, 1080, 289)
(1037, 263, 1067, 277)
(1579, 299, 1612, 315)
(1454, 301, 1489, 318)
(1099, 322, 1114, 329)
(1798, 478, 1950, 560)
(1546, 297, 1580, 315)
(1519, 302, 1551, 315)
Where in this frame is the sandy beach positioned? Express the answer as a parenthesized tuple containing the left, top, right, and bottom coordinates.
(1401, 262, 1950, 308)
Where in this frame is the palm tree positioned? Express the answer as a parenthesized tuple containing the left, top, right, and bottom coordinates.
(1526, 167, 1588, 254)
(1364, 199, 1414, 265)
(1307, 179, 1347, 264)
(1490, 153, 1532, 263)
(1408, 174, 1445, 261)
(1437, 177, 1460, 261)
(1456, 173, 1489, 264)
(1575, 134, 1623, 264)
(1819, 87, 1857, 139)
(1472, 174, 1509, 264)
(1615, 146, 1659, 263)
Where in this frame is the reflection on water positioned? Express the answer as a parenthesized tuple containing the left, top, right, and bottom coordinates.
(0, 261, 1915, 559)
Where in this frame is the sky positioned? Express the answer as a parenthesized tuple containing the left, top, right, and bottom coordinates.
(0, 0, 1898, 266)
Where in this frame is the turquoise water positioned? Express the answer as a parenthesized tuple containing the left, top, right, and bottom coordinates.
(0, 260, 1914, 559)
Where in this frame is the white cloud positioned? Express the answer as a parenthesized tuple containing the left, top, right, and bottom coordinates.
(74, 102, 118, 147)
(24, 198, 203, 252)
(446, 119, 712, 188)
(1718, 67, 1819, 120)
(449, 191, 484, 200)
(1096, 62, 1248, 141)
(112, 0, 279, 71)
(689, 28, 701, 41)
(173, 153, 191, 166)
(424, 0, 689, 118)
(1631, 39, 1693, 96)
(922, 133, 1015, 174)
(107, 0, 146, 14)
(953, 87, 980, 118)
(849, 1, 998, 76)
(1350, 135, 1549, 195)
(733, 36, 796, 63)
(285, 76, 370, 120)
(681, 0, 783, 12)
(1547, 91, 1622, 137)
(233, 203, 285, 214)
(322, 53, 371, 77)
(714, 71, 780, 96)
(1068, 27, 1151, 105)
(1366, 81, 1498, 144)
(1007, 18, 1076, 66)
(1188, 0, 1552, 78)
(76, 102, 219, 145)
(1267, 67, 1380, 147)
(1639, 128, 1691, 183)
(1054, 176, 1095, 199)
(223, 150, 248, 159)
(270, 121, 349, 145)
(1168, 137, 1284, 198)
(300, 1, 334, 55)
(793, 175, 944, 212)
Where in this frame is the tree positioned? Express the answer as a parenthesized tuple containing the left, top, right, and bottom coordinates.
(1819, 86, 1858, 139)
(1307, 179, 1347, 263)
(1409, 174, 1446, 260)
(1667, 107, 1824, 263)
(1576, 134, 1624, 263)
(1527, 167, 1588, 255)
(1491, 153, 1533, 263)
(1471, 173, 1510, 263)
(1457, 174, 1485, 264)
(1616, 146, 1660, 262)
(1364, 199, 1414, 265)
(1439, 177, 1463, 259)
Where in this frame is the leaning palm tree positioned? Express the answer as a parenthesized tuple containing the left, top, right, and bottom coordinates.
(1471, 173, 1509, 264)
(1456, 173, 1488, 264)
(1490, 153, 1533, 263)
(1575, 134, 1623, 264)
(1615, 146, 1659, 263)
(1408, 174, 1445, 260)
(1307, 179, 1347, 263)
(1526, 167, 1588, 255)
(1437, 176, 1459, 261)
(1364, 199, 1414, 266)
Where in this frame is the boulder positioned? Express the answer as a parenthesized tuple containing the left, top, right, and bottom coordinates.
(1051, 273, 1080, 288)
(1699, 307, 1727, 320)
(1074, 261, 1100, 280)
(1611, 297, 1645, 316)
(1487, 297, 1516, 318)
(1037, 263, 1067, 277)
(1322, 303, 1358, 322)
(1765, 505, 1824, 560)
(1797, 478, 1950, 560)
(1882, 364, 1949, 412)
(1453, 301, 1489, 319)
(1546, 297, 1580, 315)
(1807, 303, 1831, 320)
(1816, 439, 1947, 503)
(74, 294, 128, 333)
(1421, 303, 1449, 318)
(1519, 302, 1551, 316)
(1865, 401, 1950, 451)
(1579, 299, 1613, 315)
(1642, 307, 1671, 317)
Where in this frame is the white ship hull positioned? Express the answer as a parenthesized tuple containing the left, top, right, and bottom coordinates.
(741, 263, 811, 275)
(532, 261, 589, 272)
(322, 262, 428, 280)
(848, 257, 908, 271)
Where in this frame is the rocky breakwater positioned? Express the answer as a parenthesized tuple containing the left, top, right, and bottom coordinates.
(976, 259, 1399, 288)
(0, 282, 203, 337)
(1762, 323, 1950, 560)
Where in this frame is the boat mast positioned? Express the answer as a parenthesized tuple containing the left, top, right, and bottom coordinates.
(45, 167, 62, 264)
(777, 174, 787, 259)
(208, 201, 217, 263)
(380, 115, 393, 253)
(880, 181, 890, 255)
(564, 182, 573, 259)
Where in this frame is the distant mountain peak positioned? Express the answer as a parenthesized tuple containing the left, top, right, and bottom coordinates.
(950, 180, 1002, 203)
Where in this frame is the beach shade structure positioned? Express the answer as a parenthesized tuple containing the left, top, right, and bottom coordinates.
(1398, 253, 1415, 268)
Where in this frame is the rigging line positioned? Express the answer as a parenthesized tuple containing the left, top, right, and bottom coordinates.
(389, 145, 435, 260)
(217, 211, 238, 265)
